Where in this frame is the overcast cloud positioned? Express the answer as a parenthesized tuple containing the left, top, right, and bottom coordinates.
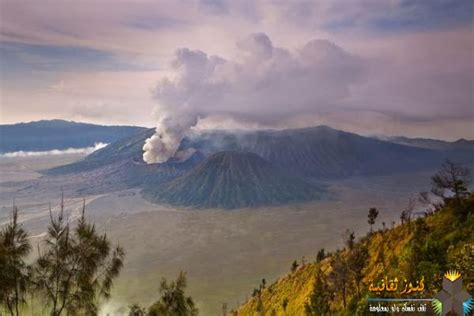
(0, 0, 472, 142)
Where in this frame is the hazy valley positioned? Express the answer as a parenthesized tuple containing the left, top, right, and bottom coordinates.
(2, 121, 472, 315)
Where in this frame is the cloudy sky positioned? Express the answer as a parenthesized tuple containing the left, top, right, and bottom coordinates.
(0, 0, 472, 140)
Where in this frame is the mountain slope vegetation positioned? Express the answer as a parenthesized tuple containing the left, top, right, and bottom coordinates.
(235, 171, 474, 315)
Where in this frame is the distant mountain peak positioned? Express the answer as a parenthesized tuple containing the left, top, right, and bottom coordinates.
(0, 120, 146, 154)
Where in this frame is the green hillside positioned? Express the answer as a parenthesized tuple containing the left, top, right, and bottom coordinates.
(235, 188, 474, 315)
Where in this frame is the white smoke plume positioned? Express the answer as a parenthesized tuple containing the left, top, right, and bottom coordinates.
(1, 142, 108, 158)
(142, 114, 198, 163)
(143, 33, 366, 163)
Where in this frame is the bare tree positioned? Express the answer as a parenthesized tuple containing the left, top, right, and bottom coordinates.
(431, 160, 470, 204)
(418, 192, 443, 211)
(401, 197, 416, 228)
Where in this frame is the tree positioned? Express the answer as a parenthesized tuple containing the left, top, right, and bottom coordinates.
(129, 304, 147, 316)
(316, 249, 326, 263)
(431, 160, 470, 205)
(148, 272, 199, 316)
(367, 208, 379, 233)
(348, 244, 368, 300)
(305, 268, 331, 315)
(328, 254, 349, 308)
(291, 260, 299, 273)
(400, 211, 408, 225)
(34, 197, 125, 315)
(452, 244, 474, 293)
(252, 288, 260, 297)
(418, 192, 442, 211)
(344, 230, 355, 250)
(0, 206, 32, 316)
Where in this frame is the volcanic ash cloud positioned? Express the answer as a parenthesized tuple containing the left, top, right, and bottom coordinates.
(143, 33, 366, 164)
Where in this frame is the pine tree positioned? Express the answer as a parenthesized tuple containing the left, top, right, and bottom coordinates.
(128, 304, 146, 316)
(344, 230, 355, 250)
(33, 197, 124, 315)
(0, 206, 31, 316)
(291, 260, 299, 273)
(148, 271, 199, 316)
(368, 208, 379, 233)
(316, 249, 325, 263)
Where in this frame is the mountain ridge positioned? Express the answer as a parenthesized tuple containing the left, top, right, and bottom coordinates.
(40, 125, 474, 209)
(0, 119, 147, 153)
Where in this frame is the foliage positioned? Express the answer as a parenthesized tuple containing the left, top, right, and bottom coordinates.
(316, 249, 325, 263)
(129, 303, 147, 316)
(0, 206, 31, 316)
(304, 267, 331, 315)
(236, 164, 473, 316)
(147, 272, 199, 316)
(328, 253, 349, 308)
(34, 199, 125, 315)
(291, 260, 299, 273)
(344, 230, 355, 251)
(367, 208, 379, 233)
(347, 243, 368, 300)
(431, 160, 470, 202)
(0, 197, 125, 316)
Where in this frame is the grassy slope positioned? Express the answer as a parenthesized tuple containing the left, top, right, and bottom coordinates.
(235, 195, 474, 315)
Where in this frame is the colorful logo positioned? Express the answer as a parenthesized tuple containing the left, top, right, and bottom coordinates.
(433, 270, 473, 316)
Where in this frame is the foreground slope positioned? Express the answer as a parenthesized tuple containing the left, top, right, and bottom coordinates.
(143, 151, 324, 209)
(235, 194, 474, 315)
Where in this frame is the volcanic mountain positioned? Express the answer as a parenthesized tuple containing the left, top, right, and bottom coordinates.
(43, 125, 474, 208)
(142, 151, 324, 209)
(187, 126, 448, 178)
